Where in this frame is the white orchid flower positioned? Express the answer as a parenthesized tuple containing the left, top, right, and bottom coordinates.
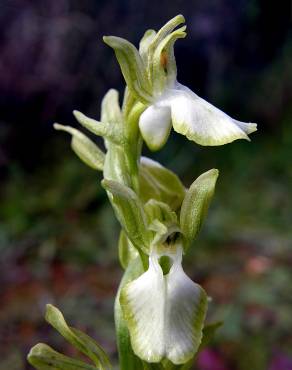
(139, 82, 257, 150)
(120, 243, 207, 364)
(138, 17, 257, 151)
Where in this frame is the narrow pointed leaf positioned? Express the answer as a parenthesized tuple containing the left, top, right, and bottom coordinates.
(102, 179, 151, 253)
(180, 169, 219, 248)
(103, 36, 151, 103)
(45, 304, 112, 369)
(73, 110, 123, 144)
(27, 343, 97, 370)
(54, 124, 104, 171)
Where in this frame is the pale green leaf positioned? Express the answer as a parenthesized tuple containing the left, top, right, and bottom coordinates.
(54, 124, 104, 171)
(180, 169, 219, 248)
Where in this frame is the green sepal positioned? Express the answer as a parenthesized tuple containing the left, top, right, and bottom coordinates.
(139, 29, 156, 64)
(73, 110, 123, 145)
(118, 230, 139, 270)
(45, 304, 112, 369)
(180, 169, 219, 249)
(144, 199, 178, 225)
(139, 157, 185, 211)
(149, 15, 185, 53)
(103, 36, 152, 104)
(54, 124, 104, 171)
(147, 15, 185, 81)
(101, 179, 151, 254)
(27, 343, 97, 370)
(101, 89, 123, 124)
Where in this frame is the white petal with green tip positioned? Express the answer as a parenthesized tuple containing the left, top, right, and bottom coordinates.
(167, 83, 257, 146)
(120, 245, 207, 364)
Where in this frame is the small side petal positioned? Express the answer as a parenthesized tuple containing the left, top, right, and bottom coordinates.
(139, 104, 172, 151)
(168, 84, 256, 146)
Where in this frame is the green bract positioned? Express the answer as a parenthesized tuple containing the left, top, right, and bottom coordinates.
(29, 14, 257, 370)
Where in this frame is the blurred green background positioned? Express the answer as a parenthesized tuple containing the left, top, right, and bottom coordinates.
(0, 1, 291, 369)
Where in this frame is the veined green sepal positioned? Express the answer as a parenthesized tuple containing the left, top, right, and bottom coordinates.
(101, 179, 151, 254)
(103, 36, 152, 104)
(180, 169, 219, 249)
(139, 157, 185, 210)
(54, 124, 104, 171)
(139, 29, 156, 64)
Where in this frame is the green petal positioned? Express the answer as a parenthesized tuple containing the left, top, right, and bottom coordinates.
(169, 83, 257, 146)
(54, 124, 104, 171)
(120, 246, 207, 364)
(180, 169, 219, 248)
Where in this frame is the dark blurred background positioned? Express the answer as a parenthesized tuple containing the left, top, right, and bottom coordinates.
(0, 1, 291, 369)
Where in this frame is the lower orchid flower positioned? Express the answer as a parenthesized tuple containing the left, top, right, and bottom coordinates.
(120, 243, 207, 364)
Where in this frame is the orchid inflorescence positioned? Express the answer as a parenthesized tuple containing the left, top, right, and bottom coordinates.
(28, 14, 256, 370)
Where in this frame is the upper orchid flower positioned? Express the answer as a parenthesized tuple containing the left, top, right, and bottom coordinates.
(104, 15, 257, 151)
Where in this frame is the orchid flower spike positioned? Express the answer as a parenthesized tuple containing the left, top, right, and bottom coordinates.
(139, 15, 257, 150)
(120, 242, 207, 364)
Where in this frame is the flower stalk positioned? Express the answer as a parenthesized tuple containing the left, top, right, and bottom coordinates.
(27, 14, 256, 370)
